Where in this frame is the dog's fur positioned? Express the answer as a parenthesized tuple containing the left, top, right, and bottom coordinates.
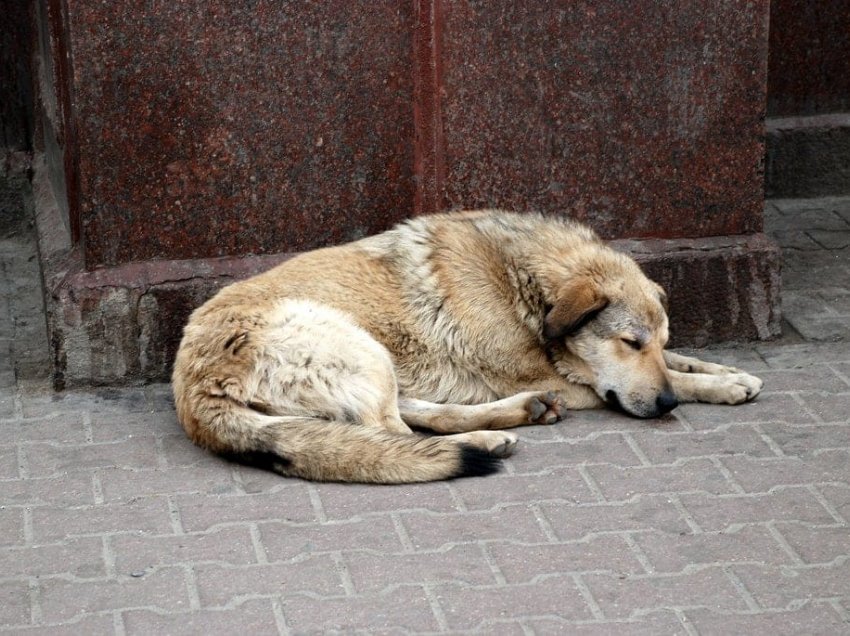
(172, 210, 763, 483)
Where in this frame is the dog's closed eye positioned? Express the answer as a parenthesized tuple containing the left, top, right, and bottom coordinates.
(621, 337, 642, 351)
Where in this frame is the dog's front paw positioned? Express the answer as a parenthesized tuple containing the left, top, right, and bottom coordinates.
(526, 391, 567, 425)
(715, 372, 763, 404)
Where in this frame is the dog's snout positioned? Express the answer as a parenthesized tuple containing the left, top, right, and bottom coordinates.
(655, 390, 678, 415)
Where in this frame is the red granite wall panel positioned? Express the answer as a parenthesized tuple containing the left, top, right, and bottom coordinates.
(768, 0, 850, 117)
(431, 0, 768, 239)
(69, 1, 415, 269)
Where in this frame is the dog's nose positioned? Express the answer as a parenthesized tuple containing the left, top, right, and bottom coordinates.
(655, 390, 678, 415)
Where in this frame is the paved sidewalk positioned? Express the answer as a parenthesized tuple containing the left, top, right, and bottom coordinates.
(2, 196, 850, 634)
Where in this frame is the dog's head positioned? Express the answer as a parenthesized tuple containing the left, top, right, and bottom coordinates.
(543, 255, 676, 418)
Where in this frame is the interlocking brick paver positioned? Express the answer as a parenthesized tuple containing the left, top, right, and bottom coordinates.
(100, 464, 241, 502)
(585, 457, 738, 500)
(346, 543, 497, 593)
(31, 497, 174, 542)
(450, 466, 594, 509)
(176, 488, 315, 532)
(721, 452, 850, 492)
(5, 615, 117, 635)
(259, 516, 403, 561)
(111, 526, 259, 573)
(686, 604, 850, 636)
(39, 568, 191, 622)
(281, 586, 442, 632)
(2, 195, 850, 631)
(541, 495, 692, 541)
(774, 522, 850, 564)
(679, 488, 838, 531)
(629, 426, 775, 463)
(402, 505, 550, 549)
(0, 537, 106, 578)
(632, 525, 794, 573)
(194, 555, 343, 606)
(122, 600, 281, 635)
(585, 567, 750, 619)
(24, 438, 160, 478)
(527, 612, 687, 635)
(436, 575, 595, 630)
(679, 394, 819, 428)
(731, 561, 850, 609)
(488, 535, 643, 582)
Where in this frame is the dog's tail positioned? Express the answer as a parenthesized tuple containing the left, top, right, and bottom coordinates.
(184, 400, 501, 484)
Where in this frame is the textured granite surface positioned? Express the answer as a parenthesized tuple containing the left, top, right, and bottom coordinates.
(768, 0, 850, 117)
(70, 1, 415, 269)
(431, 0, 769, 239)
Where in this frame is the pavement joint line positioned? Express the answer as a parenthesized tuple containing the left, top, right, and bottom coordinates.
(806, 484, 848, 524)
(529, 502, 559, 542)
(764, 522, 806, 566)
(826, 362, 850, 389)
(479, 542, 507, 585)
(391, 513, 415, 552)
(113, 611, 127, 636)
(249, 524, 269, 564)
(271, 598, 290, 636)
(306, 483, 328, 523)
(91, 468, 104, 504)
(621, 432, 652, 466)
(22, 506, 33, 545)
(445, 481, 468, 512)
(102, 535, 117, 578)
(572, 572, 605, 620)
(789, 391, 827, 423)
(673, 409, 695, 432)
(829, 598, 850, 622)
(577, 465, 607, 503)
(622, 533, 655, 574)
(518, 621, 535, 636)
(183, 564, 202, 610)
(708, 456, 747, 494)
(154, 435, 169, 470)
(673, 608, 699, 636)
(723, 566, 762, 612)
(331, 551, 356, 596)
(16, 444, 28, 479)
(422, 584, 450, 631)
(669, 494, 703, 534)
(750, 422, 788, 457)
(27, 577, 42, 624)
(166, 495, 185, 535)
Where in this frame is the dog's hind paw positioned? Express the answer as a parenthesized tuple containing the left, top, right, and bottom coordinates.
(526, 391, 567, 425)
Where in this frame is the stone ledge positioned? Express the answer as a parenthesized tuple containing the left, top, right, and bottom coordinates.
(33, 160, 781, 388)
(765, 113, 850, 198)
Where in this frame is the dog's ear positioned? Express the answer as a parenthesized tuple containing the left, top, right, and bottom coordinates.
(543, 279, 609, 340)
(652, 282, 669, 313)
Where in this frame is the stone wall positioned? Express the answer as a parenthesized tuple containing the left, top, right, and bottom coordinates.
(31, 0, 780, 386)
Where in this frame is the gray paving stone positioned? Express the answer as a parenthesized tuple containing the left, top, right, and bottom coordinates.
(731, 561, 850, 609)
(31, 497, 174, 542)
(281, 586, 441, 632)
(402, 505, 550, 549)
(24, 438, 160, 478)
(0, 579, 30, 626)
(686, 604, 849, 636)
(774, 522, 850, 564)
(632, 525, 793, 573)
(111, 526, 259, 573)
(0, 444, 21, 479)
(540, 495, 692, 541)
(450, 466, 594, 509)
(315, 480, 461, 520)
(585, 457, 739, 500)
(259, 515, 403, 561)
(488, 535, 643, 582)
(721, 452, 850, 493)
(818, 484, 850, 522)
(0, 414, 87, 445)
(123, 600, 281, 636)
(0, 506, 25, 546)
(679, 488, 838, 531)
(194, 556, 344, 606)
(628, 425, 775, 463)
(39, 567, 191, 622)
(586, 567, 752, 619)
(506, 433, 644, 474)
(677, 394, 818, 428)
(527, 612, 688, 635)
(100, 464, 242, 502)
(176, 488, 316, 532)
(762, 422, 850, 455)
(0, 537, 106, 578)
(435, 575, 595, 629)
(2, 471, 95, 506)
(5, 614, 117, 635)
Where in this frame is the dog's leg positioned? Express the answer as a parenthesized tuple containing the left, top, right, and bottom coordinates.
(664, 351, 763, 404)
(668, 369, 763, 404)
(398, 391, 568, 433)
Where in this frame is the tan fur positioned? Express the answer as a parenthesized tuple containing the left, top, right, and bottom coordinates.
(172, 210, 763, 483)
